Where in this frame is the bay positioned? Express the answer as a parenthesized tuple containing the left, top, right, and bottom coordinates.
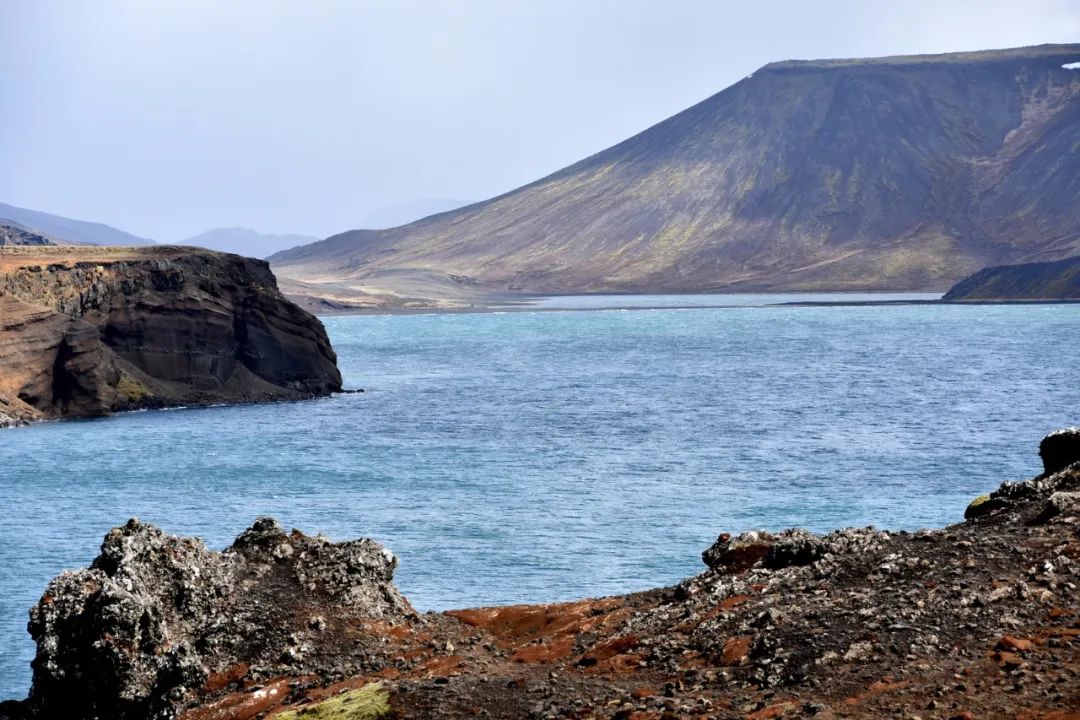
(1, 294, 1077, 698)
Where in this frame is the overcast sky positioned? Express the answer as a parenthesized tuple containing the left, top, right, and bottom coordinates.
(2, 1, 1078, 241)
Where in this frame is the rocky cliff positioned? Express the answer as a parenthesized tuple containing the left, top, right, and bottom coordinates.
(0, 246, 342, 427)
(271, 44, 1080, 307)
(943, 255, 1080, 300)
(2, 430, 1077, 719)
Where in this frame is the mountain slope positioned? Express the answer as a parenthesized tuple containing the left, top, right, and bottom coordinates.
(177, 227, 320, 258)
(943, 255, 1080, 300)
(0, 224, 55, 247)
(356, 197, 470, 230)
(0, 203, 154, 246)
(272, 44, 1080, 301)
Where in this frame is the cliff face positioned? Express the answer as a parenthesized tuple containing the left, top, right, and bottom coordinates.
(271, 44, 1080, 305)
(0, 246, 342, 427)
(943, 255, 1080, 300)
(3, 432, 1077, 720)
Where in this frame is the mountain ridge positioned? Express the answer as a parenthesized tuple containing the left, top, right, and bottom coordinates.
(0, 202, 155, 246)
(176, 227, 320, 258)
(271, 43, 1080, 307)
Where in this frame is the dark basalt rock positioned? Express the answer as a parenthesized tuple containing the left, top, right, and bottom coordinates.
(1039, 427, 1080, 475)
(24, 518, 414, 720)
(703, 527, 887, 573)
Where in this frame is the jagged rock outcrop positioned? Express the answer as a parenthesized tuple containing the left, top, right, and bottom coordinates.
(0, 246, 342, 426)
(1040, 427, 1080, 474)
(24, 518, 413, 719)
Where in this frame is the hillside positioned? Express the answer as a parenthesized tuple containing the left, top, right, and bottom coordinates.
(271, 44, 1080, 306)
(944, 255, 1080, 300)
(0, 202, 154, 246)
(177, 227, 320, 258)
(0, 224, 54, 247)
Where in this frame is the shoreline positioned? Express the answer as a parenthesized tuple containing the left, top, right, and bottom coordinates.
(310, 295, 1080, 317)
(3, 430, 1077, 719)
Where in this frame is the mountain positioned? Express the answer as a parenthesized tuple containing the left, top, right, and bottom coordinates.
(355, 198, 470, 230)
(177, 227, 320, 258)
(271, 44, 1080, 304)
(943, 256, 1080, 300)
(0, 202, 155, 246)
(0, 223, 55, 247)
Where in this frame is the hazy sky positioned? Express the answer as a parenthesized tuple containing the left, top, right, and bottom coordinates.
(2, 1, 1078, 241)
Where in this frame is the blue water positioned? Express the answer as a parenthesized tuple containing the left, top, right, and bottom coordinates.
(1, 295, 1078, 699)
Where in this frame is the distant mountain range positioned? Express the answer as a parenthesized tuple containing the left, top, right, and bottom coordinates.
(0, 202, 155, 246)
(175, 228, 320, 258)
(0, 201, 475, 261)
(271, 44, 1080, 304)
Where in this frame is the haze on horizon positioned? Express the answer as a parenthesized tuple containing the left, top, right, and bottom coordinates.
(2, 0, 1078, 242)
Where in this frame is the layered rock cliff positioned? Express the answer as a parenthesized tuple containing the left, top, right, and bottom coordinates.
(3, 431, 1077, 719)
(0, 246, 342, 427)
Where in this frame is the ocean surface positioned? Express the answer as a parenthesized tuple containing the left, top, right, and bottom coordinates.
(1, 293, 1078, 699)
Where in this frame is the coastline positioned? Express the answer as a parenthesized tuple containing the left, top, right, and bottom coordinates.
(3, 430, 1077, 719)
(307, 294, 1080, 317)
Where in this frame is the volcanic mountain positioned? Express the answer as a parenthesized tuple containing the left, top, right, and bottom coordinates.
(271, 44, 1080, 305)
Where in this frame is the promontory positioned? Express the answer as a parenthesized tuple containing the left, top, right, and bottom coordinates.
(0, 245, 342, 427)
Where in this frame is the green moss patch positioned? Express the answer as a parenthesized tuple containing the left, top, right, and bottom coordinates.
(275, 683, 392, 720)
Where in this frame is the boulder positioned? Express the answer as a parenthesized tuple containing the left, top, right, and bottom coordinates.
(26, 518, 414, 720)
(1039, 427, 1080, 475)
(702, 529, 826, 573)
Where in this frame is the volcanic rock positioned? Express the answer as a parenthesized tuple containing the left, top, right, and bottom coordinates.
(25, 518, 413, 719)
(1040, 427, 1080, 474)
(0, 246, 342, 426)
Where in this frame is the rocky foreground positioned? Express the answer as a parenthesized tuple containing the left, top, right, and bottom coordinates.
(2, 431, 1078, 720)
(0, 245, 342, 427)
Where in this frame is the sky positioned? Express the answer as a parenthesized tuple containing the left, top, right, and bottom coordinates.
(2, 1, 1078, 242)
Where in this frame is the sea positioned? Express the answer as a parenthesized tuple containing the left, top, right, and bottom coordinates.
(1, 293, 1077, 699)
